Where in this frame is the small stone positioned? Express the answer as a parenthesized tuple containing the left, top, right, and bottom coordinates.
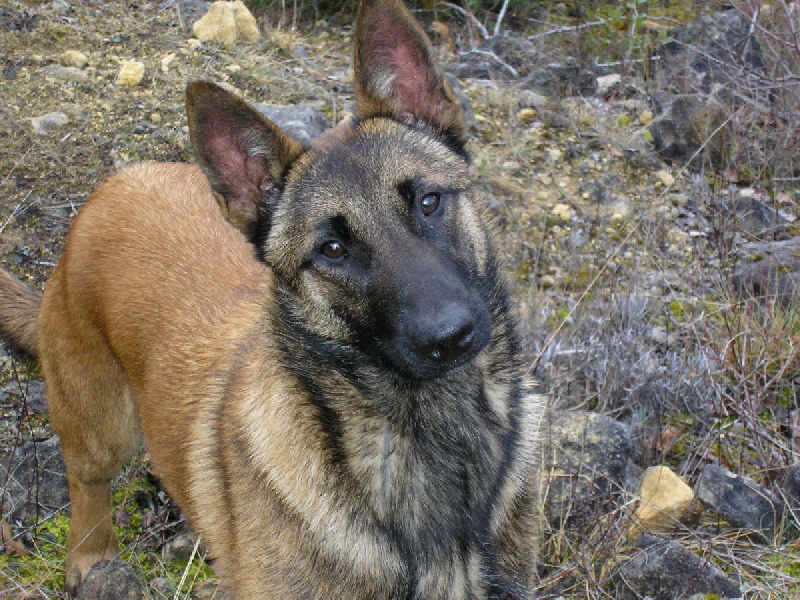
(192, 579, 233, 600)
(634, 466, 695, 532)
(160, 53, 176, 73)
(656, 169, 675, 187)
(516, 108, 536, 124)
(638, 109, 653, 126)
(116, 61, 145, 87)
(546, 148, 563, 163)
(187, 38, 203, 49)
(162, 532, 200, 562)
(517, 90, 548, 109)
(31, 112, 69, 134)
(596, 73, 621, 96)
(666, 229, 690, 246)
(549, 203, 573, 224)
(149, 577, 176, 598)
(60, 49, 88, 68)
(42, 64, 87, 82)
(647, 326, 676, 347)
(51, 0, 71, 13)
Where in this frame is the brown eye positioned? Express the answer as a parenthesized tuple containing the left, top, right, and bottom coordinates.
(420, 193, 441, 216)
(321, 240, 346, 260)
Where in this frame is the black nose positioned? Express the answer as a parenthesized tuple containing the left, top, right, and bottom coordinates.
(414, 305, 476, 364)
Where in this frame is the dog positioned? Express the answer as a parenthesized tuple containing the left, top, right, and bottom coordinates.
(0, 0, 543, 596)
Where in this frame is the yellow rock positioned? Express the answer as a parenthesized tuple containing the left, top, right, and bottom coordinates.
(234, 0, 260, 42)
(116, 61, 145, 87)
(638, 109, 653, 126)
(516, 108, 536, 125)
(634, 466, 694, 532)
(193, 0, 260, 46)
(549, 203, 573, 224)
(160, 53, 176, 73)
(61, 49, 88, 68)
(657, 169, 675, 187)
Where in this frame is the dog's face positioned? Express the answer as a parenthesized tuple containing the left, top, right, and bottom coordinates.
(263, 119, 493, 379)
(186, 0, 496, 379)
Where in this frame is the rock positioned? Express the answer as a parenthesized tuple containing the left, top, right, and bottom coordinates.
(782, 465, 800, 512)
(162, 531, 200, 561)
(1, 379, 47, 414)
(733, 235, 800, 303)
(656, 169, 674, 187)
(160, 53, 176, 73)
(634, 466, 695, 532)
(523, 58, 597, 98)
(516, 108, 536, 124)
(149, 576, 176, 598)
(614, 535, 742, 599)
(548, 203, 573, 224)
(721, 196, 788, 237)
(655, 10, 763, 95)
(232, 0, 259, 42)
(193, 0, 259, 46)
(116, 61, 145, 87)
(31, 112, 69, 134)
(546, 149, 563, 164)
(163, 0, 211, 25)
(517, 90, 548, 109)
(0, 436, 68, 522)
(597, 73, 621, 97)
(51, 0, 71, 14)
(696, 464, 785, 540)
(60, 49, 88, 68)
(648, 92, 730, 169)
(41, 64, 87, 82)
(76, 559, 144, 600)
(541, 410, 632, 526)
(646, 326, 677, 347)
(192, 579, 234, 599)
(253, 103, 329, 145)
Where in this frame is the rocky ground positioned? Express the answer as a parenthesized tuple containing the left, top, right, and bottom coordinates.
(1, 0, 799, 598)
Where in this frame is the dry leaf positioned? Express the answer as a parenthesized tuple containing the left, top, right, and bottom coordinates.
(1, 520, 29, 556)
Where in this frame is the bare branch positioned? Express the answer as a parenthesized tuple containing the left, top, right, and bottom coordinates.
(437, 1, 490, 42)
(493, 0, 511, 38)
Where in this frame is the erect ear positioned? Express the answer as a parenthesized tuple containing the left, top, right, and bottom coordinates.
(353, 0, 466, 147)
(185, 81, 305, 239)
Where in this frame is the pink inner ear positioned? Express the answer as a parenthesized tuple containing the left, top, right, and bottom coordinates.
(365, 11, 446, 125)
(202, 120, 263, 211)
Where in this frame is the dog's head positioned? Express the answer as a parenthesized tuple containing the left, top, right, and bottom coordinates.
(186, 0, 496, 380)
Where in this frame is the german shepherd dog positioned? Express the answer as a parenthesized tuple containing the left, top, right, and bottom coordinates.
(0, 0, 542, 596)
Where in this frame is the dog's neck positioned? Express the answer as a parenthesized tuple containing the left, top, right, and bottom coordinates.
(269, 279, 524, 565)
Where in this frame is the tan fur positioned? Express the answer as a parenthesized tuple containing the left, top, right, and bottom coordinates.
(0, 268, 40, 357)
(0, 1, 542, 596)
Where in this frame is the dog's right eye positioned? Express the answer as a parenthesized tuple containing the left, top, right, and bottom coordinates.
(320, 240, 347, 260)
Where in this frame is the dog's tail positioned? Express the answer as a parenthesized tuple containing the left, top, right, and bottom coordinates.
(0, 268, 40, 360)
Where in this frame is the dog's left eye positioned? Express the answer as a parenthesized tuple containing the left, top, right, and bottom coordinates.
(419, 193, 441, 216)
(320, 240, 347, 260)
